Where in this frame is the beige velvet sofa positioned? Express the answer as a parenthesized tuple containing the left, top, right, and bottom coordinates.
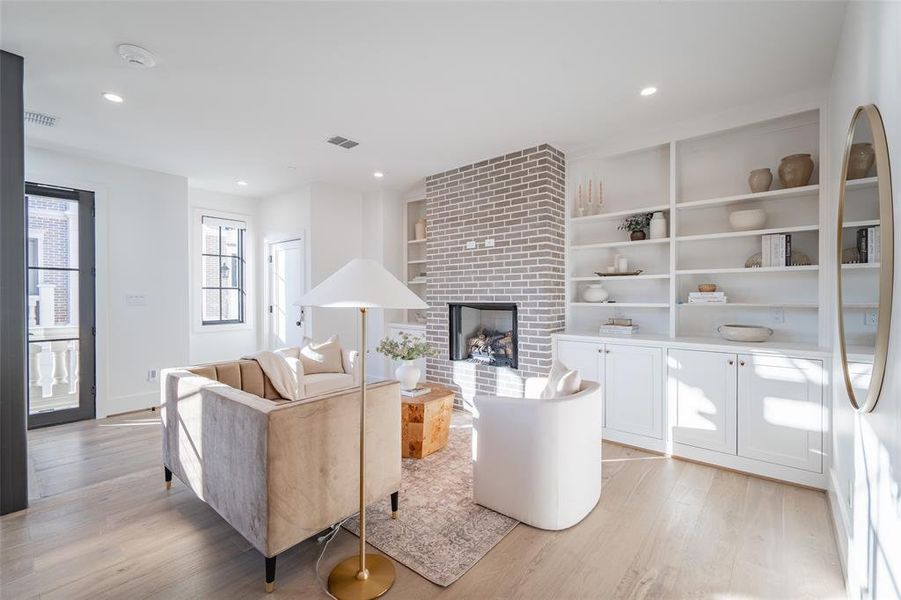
(161, 359, 401, 592)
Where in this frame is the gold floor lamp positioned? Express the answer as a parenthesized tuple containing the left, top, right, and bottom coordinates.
(298, 258, 428, 600)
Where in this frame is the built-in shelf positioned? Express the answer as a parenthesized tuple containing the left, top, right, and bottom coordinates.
(842, 219, 880, 228)
(841, 262, 880, 270)
(570, 302, 670, 308)
(407, 259, 428, 265)
(845, 176, 878, 190)
(676, 184, 819, 210)
(408, 278, 427, 285)
(571, 237, 670, 250)
(408, 238, 427, 244)
(676, 224, 819, 243)
(678, 302, 819, 309)
(571, 273, 670, 281)
(570, 204, 669, 224)
(675, 265, 820, 275)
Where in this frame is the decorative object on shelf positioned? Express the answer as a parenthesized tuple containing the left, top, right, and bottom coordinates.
(414, 311, 428, 324)
(698, 283, 717, 292)
(600, 317, 638, 335)
(615, 254, 629, 273)
(778, 153, 815, 188)
(618, 212, 652, 241)
(377, 332, 438, 391)
(594, 180, 604, 214)
(576, 184, 586, 217)
(606, 266, 617, 273)
(748, 168, 773, 193)
(594, 269, 644, 277)
(847, 142, 875, 179)
(649, 211, 667, 239)
(414, 217, 427, 241)
(580, 283, 610, 303)
(841, 247, 861, 264)
(717, 324, 773, 343)
(689, 291, 727, 304)
(586, 180, 596, 216)
(744, 250, 812, 268)
(728, 208, 767, 231)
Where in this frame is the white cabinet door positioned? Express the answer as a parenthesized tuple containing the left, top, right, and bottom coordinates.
(554, 338, 605, 427)
(737, 354, 823, 473)
(386, 325, 427, 383)
(605, 344, 662, 439)
(668, 349, 737, 455)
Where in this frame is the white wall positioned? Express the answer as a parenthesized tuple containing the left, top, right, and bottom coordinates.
(26, 146, 190, 417)
(187, 188, 260, 363)
(827, 3, 901, 598)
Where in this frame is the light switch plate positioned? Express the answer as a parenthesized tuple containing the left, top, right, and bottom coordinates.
(864, 310, 878, 326)
(484, 238, 495, 248)
(465, 241, 476, 250)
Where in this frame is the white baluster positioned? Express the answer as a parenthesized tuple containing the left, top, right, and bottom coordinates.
(51, 340, 69, 398)
(68, 341, 79, 394)
(29, 344, 44, 403)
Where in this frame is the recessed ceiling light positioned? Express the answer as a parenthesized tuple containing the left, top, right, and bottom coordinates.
(373, 172, 384, 179)
(102, 92, 124, 103)
(640, 86, 657, 97)
(237, 180, 248, 187)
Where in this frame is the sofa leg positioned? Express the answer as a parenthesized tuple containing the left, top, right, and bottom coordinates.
(265, 555, 276, 593)
(164, 467, 172, 490)
(390, 491, 399, 519)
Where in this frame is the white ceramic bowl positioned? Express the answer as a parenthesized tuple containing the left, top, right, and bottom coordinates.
(728, 208, 766, 231)
(717, 324, 774, 343)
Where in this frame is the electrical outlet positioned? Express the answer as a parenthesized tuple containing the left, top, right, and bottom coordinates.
(465, 240, 476, 250)
(147, 369, 158, 383)
(864, 310, 878, 326)
(484, 238, 495, 248)
(770, 307, 785, 324)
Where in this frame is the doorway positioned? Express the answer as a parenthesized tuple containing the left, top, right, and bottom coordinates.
(25, 183, 96, 429)
(268, 238, 306, 348)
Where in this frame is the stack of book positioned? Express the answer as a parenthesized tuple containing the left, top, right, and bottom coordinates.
(599, 318, 638, 335)
(688, 291, 727, 304)
(760, 234, 793, 267)
(857, 226, 881, 263)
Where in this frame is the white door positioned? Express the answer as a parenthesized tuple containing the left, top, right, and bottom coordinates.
(737, 354, 823, 473)
(605, 344, 662, 439)
(555, 338, 605, 427)
(669, 348, 737, 455)
(268, 239, 306, 348)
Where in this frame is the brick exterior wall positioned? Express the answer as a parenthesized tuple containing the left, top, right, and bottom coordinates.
(424, 144, 566, 408)
(27, 196, 74, 325)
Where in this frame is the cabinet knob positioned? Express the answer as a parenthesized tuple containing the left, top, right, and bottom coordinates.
(728, 360, 734, 365)
(740, 360, 746, 366)
(605, 349, 611, 354)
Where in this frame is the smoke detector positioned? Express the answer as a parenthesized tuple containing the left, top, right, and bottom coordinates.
(117, 44, 157, 68)
(25, 111, 57, 127)
(327, 135, 359, 149)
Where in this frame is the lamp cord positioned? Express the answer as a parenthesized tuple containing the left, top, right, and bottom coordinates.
(315, 516, 355, 599)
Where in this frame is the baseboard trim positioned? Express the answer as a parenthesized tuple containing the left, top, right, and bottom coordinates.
(826, 468, 850, 590)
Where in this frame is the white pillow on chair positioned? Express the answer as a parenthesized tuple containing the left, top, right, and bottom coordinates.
(540, 360, 582, 398)
(299, 335, 344, 374)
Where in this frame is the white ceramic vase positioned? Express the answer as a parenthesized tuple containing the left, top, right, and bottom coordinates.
(395, 360, 420, 391)
(581, 284, 609, 303)
(649, 211, 667, 239)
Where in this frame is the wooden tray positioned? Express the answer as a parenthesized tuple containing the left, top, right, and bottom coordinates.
(594, 269, 644, 277)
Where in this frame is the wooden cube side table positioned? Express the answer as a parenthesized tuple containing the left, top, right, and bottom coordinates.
(401, 385, 455, 459)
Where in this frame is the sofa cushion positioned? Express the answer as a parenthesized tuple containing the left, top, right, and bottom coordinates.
(540, 360, 582, 399)
(299, 335, 344, 375)
(304, 372, 355, 396)
(187, 360, 283, 400)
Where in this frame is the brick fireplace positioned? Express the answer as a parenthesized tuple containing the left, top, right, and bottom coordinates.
(424, 144, 565, 408)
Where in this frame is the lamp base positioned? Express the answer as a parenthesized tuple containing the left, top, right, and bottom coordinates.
(328, 554, 395, 600)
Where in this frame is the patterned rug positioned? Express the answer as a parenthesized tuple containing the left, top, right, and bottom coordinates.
(344, 412, 519, 586)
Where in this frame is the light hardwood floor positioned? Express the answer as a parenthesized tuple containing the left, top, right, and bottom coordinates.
(2, 410, 845, 599)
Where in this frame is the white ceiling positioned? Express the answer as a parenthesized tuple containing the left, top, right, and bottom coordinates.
(1, 1, 846, 198)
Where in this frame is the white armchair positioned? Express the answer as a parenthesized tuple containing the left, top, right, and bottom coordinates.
(472, 378, 602, 530)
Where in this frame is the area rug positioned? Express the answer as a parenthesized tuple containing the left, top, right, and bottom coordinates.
(344, 412, 518, 586)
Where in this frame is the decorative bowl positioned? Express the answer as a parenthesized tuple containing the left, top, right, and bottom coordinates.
(728, 209, 767, 231)
(581, 284, 610, 303)
(717, 324, 774, 343)
(698, 283, 717, 293)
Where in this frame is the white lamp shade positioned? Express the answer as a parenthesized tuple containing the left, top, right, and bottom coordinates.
(298, 258, 429, 309)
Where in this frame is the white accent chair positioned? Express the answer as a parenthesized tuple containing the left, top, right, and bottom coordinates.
(472, 378, 602, 530)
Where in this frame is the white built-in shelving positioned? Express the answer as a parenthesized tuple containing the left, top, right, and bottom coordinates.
(565, 108, 836, 345)
(404, 197, 428, 323)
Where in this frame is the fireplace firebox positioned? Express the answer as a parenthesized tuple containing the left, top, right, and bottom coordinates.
(448, 303, 518, 368)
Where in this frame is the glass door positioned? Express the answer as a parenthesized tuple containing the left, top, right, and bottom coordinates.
(25, 183, 95, 428)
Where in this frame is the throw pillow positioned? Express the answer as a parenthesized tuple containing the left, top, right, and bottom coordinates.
(299, 335, 344, 375)
(540, 360, 582, 399)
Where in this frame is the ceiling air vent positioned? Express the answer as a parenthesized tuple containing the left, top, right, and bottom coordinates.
(25, 111, 57, 127)
(327, 135, 359, 149)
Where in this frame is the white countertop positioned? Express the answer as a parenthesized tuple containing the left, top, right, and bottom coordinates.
(552, 330, 832, 359)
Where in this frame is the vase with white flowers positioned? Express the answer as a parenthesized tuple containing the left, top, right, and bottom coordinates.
(376, 332, 437, 390)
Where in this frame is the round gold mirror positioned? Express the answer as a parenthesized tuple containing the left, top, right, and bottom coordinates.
(837, 104, 894, 412)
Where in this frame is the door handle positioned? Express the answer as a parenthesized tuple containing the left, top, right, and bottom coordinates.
(296, 307, 305, 327)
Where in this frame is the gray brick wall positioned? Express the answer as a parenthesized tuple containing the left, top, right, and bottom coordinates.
(424, 144, 566, 408)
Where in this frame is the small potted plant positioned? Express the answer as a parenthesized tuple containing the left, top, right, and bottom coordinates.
(376, 332, 437, 390)
(618, 212, 653, 241)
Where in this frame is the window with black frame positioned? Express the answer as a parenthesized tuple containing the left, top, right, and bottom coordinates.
(201, 215, 246, 325)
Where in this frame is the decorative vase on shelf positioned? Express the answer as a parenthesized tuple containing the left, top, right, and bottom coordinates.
(748, 168, 773, 193)
(649, 212, 667, 239)
(414, 218, 427, 241)
(395, 360, 420, 391)
(778, 154, 814, 188)
(847, 143, 875, 179)
(630, 230, 646, 241)
(581, 284, 610, 303)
